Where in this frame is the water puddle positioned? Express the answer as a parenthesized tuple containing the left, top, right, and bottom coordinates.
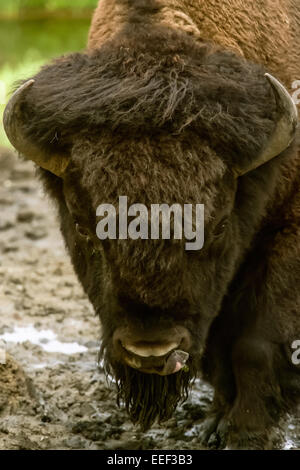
(0, 325, 87, 355)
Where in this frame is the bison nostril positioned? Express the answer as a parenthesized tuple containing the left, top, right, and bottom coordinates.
(124, 348, 190, 375)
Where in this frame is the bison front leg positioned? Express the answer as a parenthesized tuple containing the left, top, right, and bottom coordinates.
(228, 336, 284, 449)
(205, 336, 284, 449)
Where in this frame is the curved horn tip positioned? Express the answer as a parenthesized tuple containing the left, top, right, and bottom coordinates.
(3, 79, 35, 131)
(5, 79, 35, 109)
(14, 79, 35, 95)
(235, 73, 299, 177)
(264, 73, 298, 123)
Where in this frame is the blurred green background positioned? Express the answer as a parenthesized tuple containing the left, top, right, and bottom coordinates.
(0, 0, 98, 147)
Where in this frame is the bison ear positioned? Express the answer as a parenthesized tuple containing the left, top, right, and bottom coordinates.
(234, 74, 298, 177)
(3, 80, 71, 178)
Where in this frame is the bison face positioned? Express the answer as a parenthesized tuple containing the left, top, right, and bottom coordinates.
(58, 133, 240, 428)
(57, 125, 274, 429)
(3, 34, 297, 428)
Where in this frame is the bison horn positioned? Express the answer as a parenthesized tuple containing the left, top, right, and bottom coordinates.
(3, 79, 70, 178)
(236, 73, 298, 176)
(4, 74, 297, 178)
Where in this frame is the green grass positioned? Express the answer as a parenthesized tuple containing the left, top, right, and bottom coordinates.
(0, 18, 90, 147)
(0, 0, 97, 15)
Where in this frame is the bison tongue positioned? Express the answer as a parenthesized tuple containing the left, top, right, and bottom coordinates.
(160, 350, 189, 376)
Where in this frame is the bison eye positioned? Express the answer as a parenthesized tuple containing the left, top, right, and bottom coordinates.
(75, 223, 90, 240)
(213, 217, 229, 238)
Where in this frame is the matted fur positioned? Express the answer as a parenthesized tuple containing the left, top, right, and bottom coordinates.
(19, 25, 277, 174)
(104, 356, 197, 431)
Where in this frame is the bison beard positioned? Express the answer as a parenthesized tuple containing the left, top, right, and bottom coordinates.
(102, 349, 198, 431)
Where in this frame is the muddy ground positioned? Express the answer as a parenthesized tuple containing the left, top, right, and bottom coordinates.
(0, 147, 299, 451)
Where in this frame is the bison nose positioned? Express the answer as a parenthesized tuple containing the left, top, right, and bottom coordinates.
(112, 325, 192, 375)
(113, 325, 191, 358)
(124, 348, 190, 375)
(122, 341, 180, 358)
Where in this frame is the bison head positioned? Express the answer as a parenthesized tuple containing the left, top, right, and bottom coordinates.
(3, 30, 298, 429)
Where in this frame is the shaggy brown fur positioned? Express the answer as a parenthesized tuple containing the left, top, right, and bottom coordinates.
(19, 29, 277, 175)
(88, 0, 296, 85)
(9, 0, 300, 449)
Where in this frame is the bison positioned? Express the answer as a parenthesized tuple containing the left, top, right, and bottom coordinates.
(3, 0, 300, 449)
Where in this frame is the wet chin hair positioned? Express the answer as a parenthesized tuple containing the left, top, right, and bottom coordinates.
(104, 358, 197, 431)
